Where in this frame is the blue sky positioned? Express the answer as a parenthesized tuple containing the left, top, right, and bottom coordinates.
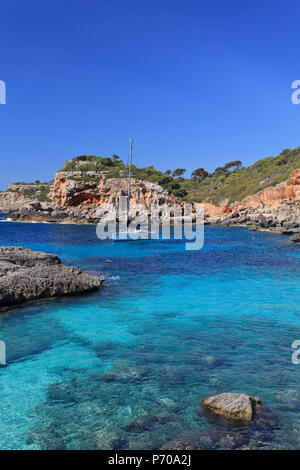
(0, 0, 300, 189)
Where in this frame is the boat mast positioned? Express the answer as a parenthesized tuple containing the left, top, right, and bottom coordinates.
(127, 138, 133, 216)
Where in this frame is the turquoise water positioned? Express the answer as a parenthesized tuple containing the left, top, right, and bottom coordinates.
(0, 219, 300, 449)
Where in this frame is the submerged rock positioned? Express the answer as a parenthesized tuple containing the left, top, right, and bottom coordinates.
(99, 361, 148, 383)
(0, 246, 104, 307)
(124, 414, 172, 433)
(95, 431, 129, 450)
(161, 438, 202, 450)
(201, 393, 263, 422)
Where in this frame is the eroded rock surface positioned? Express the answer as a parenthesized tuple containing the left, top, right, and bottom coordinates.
(0, 246, 104, 307)
(199, 170, 300, 237)
(4, 175, 186, 225)
(201, 393, 263, 422)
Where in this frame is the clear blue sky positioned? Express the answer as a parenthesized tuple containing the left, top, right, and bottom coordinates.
(1, 0, 300, 189)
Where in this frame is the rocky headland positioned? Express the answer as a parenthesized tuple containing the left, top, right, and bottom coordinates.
(0, 246, 104, 307)
(0, 154, 299, 243)
(1, 175, 184, 225)
(199, 169, 300, 243)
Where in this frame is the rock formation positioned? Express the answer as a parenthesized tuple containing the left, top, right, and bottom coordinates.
(52, 172, 180, 210)
(3, 172, 185, 224)
(0, 246, 104, 307)
(201, 393, 263, 422)
(0, 161, 299, 241)
(0, 183, 52, 212)
(200, 169, 300, 236)
(290, 232, 300, 243)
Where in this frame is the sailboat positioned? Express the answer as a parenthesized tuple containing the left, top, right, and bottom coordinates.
(113, 138, 149, 241)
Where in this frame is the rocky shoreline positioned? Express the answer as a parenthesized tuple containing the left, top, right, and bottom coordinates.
(205, 200, 300, 244)
(3, 204, 300, 245)
(0, 246, 104, 308)
(1, 168, 299, 245)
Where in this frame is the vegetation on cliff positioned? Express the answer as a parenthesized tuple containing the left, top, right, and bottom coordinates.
(183, 148, 300, 204)
(6, 182, 52, 202)
(4, 146, 300, 207)
(59, 155, 188, 198)
(59, 147, 300, 205)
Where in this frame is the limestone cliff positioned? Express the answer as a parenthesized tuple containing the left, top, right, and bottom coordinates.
(3, 171, 184, 224)
(0, 183, 52, 212)
(202, 169, 300, 234)
(231, 169, 300, 210)
(52, 171, 181, 210)
(198, 169, 300, 216)
(1, 163, 300, 235)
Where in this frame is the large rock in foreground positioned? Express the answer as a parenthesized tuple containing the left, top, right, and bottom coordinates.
(0, 246, 104, 307)
(201, 393, 263, 422)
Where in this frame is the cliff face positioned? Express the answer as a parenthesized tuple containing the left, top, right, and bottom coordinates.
(3, 172, 184, 223)
(203, 169, 300, 234)
(231, 169, 300, 211)
(0, 190, 27, 211)
(1, 166, 300, 232)
(52, 171, 181, 211)
(199, 169, 300, 218)
(0, 183, 52, 212)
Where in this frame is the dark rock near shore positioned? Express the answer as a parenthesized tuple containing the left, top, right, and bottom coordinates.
(208, 200, 300, 243)
(290, 232, 300, 243)
(0, 246, 104, 307)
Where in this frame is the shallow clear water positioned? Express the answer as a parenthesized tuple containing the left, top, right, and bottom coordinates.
(0, 220, 299, 449)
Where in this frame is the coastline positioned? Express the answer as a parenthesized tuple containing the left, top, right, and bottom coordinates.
(2, 213, 299, 244)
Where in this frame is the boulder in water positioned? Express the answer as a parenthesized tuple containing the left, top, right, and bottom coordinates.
(201, 392, 263, 422)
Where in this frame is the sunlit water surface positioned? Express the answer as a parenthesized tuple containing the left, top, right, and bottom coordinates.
(0, 218, 299, 449)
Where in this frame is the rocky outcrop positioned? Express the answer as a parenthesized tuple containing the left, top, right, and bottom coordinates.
(199, 169, 300, 218)
(0, 191, 38, 212)
(290, 232, 300, 243)
(209, 200, 300, 231)
(201, 169, 300, 237)
(7, 172, 185, 224)
(0, 246, 104, 307)
(241, 169, 300, 209)
(0, 183, 53, 212)
(201, 393, 263, 422)
(7, 183, 52, 197)
(52, 172, 181, 211)
(2, 164, 300, 237)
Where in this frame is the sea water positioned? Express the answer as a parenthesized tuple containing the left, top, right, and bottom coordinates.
(0, 220, 299, 449)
